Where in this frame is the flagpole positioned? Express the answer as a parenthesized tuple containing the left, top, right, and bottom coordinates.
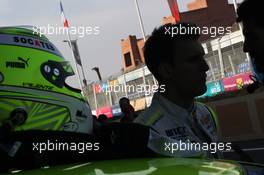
(134, 0, 148, 106)
(60, 1, 83, 90)
(80, 63, 88, 86)
(134, 0, 146, 42)
(72, 39, 88, 87)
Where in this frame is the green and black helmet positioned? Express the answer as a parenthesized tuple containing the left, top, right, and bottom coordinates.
(0, 26, 93, 133)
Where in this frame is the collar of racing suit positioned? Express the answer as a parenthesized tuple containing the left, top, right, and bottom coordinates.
(154, 93, 217, 136)
(151, 93, 195, 125)
(148, 92, 221, 158)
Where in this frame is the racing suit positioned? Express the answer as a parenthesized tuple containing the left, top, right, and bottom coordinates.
(134, 92, 220, 158)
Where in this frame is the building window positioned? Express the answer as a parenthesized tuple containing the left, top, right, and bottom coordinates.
(124, 52, 132, 67)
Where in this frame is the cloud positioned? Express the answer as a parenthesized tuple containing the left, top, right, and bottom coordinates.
(0, 1, 11, 17)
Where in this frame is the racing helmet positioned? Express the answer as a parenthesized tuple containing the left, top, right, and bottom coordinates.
(0, 26, 93, 134)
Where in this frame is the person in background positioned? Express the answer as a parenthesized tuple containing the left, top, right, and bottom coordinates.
(237, 0, 264, 93)
(98, 114, 108, 123)
(119, 97, 135, 123)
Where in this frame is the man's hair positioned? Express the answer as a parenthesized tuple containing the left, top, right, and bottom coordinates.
(98, 114, 108, 122)
(237, 0, 264, 27)
(143, 22, 200, 83)
(119, 97, 130, 104)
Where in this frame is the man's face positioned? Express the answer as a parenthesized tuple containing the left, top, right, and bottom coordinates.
(243, 20, 264, 73)
(163, 40, 209, 97)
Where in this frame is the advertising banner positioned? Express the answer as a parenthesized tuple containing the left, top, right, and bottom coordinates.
(199, 80, 224, 98)
(206, 80, 224, 97)
(222, 72, 253, 92)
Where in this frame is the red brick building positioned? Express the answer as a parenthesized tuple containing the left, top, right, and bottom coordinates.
(121, 35, 145, 72)
(187, 0, 208, 11)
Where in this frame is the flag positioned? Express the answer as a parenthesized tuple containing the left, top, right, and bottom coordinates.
(167, 0, 180, 22)
(94, 84, 102, 94)
(60, 1, 69, 28)
(70, 40, 82, 66)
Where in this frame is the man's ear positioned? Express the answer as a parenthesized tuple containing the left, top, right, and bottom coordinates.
(158, 63, 173, 81)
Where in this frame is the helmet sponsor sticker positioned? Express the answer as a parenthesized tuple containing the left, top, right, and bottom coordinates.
(6, 57, 30, 69)
(0, 34, 63, 57)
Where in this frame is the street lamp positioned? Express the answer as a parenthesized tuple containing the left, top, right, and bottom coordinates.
(92, 67, 102, 81)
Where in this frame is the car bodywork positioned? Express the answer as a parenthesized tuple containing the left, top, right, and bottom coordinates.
(5, 158, 246, 175)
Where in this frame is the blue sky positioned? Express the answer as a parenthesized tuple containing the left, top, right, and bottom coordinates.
(0, 0, 243, 88)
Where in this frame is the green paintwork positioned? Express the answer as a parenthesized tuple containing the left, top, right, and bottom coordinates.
(0, 97, 69, 130)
